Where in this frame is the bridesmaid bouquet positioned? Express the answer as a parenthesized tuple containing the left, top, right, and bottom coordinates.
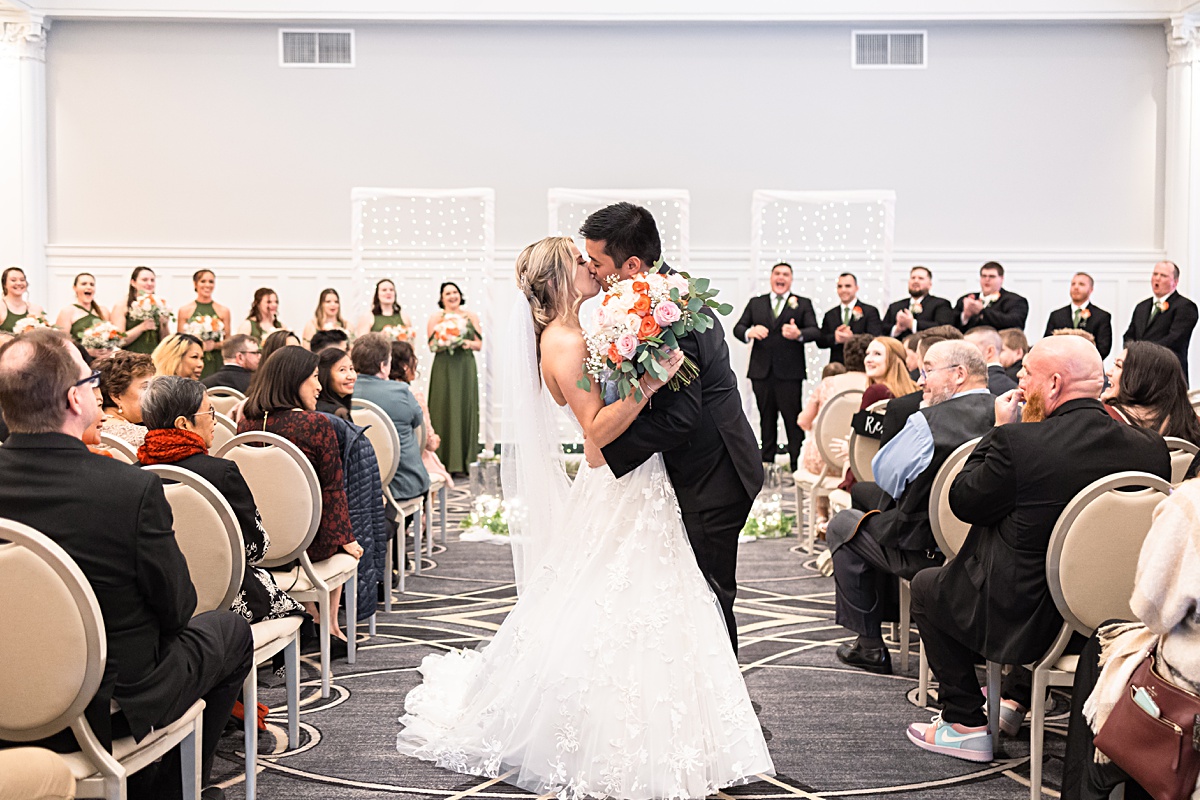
(79, 321, 122, 350)
(185, 315, 225, 342)
(128, 293, 174, 323)
(577, 268, 732, 402)
(12, 314, 50, 335)
(430, 313, 468, 353)
(380, 323, 416, 343)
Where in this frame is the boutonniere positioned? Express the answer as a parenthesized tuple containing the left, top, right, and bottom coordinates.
(911, 302, 923, 315)
(1159, 300, 1170, 313)
(1079, 308, 1091, 321)
(787, 296, 798, 309)
(851, 305, 863, 321)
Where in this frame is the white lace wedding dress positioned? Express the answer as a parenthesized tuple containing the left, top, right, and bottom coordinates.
(396, 408, 774, 800)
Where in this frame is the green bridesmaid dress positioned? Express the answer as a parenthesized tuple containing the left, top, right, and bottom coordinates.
(427, 316, 481, 474)
(188, 301, 224, 378)
(123, 311, 161, 355)
(69, 305, 104, 347)
(371, 311, 405, 332)
(0, 304, 28, 333)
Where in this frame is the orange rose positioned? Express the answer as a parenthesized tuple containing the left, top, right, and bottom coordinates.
(638, 315, 661, 340)
(608, 343, 623, 364)
(602, 294, 611, 305)
(632, 279, 650, 294)
(633, 294, 652, 316)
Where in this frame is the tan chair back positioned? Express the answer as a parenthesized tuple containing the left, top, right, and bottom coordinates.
(847, 398, 888, 482)
(144, 465, 244, 615)
(350, 398, 400, 485)
(814, 388, 864, 469)
(1047, 471, 1172, 636)
(0, 518, 105, 742)
(211, 412, 236, 453)
(1164, 436, 1198, 485)
(207, 389, 245, 417)
(929, 437, 982, 559)
(97, 432, 138, 464)
(214, 432, 320, 569)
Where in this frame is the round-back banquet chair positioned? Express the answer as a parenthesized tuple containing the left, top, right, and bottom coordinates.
(206, 387, 245, 417)
(794, 387, 864, 553)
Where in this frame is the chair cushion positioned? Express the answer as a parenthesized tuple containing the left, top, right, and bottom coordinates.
(828, 489, 852, 513)
(428, 475, 446, 493)
(389, 494, 424, 516)
(61, 701, 204, 779)
(269, 553, 358, 595)
(251, 616, 303, 659)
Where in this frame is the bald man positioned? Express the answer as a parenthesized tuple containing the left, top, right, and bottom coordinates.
(904, 336, 1171, 763)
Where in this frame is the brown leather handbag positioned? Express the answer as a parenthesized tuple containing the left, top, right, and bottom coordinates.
(1094, 649, 1200, 800)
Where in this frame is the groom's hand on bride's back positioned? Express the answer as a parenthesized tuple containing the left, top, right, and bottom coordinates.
(584, 437, 606, 468)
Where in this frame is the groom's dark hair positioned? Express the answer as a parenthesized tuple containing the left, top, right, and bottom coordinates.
(579, 202, 662, 269)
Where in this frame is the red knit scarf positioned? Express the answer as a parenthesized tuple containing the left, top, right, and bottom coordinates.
(137, 428, 208, 465)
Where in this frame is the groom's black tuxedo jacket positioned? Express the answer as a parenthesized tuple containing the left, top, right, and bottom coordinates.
(603, 267, 763, 513)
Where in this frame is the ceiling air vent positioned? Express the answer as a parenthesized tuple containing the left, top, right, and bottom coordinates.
(852, 31, 926, 69)
(280, 30, 354, 67)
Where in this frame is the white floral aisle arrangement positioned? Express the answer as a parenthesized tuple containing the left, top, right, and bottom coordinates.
(459, 494, 513, 544)
(739, 497, 795, 542)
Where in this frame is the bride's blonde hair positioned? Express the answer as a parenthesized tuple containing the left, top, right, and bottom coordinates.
(514, 237, 579, 345)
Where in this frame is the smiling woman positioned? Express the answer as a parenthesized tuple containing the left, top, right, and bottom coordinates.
(426, 280, 483, 474)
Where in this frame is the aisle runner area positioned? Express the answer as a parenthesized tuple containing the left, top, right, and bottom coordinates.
(211, 482, 1069, 799)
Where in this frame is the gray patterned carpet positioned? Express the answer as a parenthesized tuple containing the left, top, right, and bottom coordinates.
(210, 481, 1069, 799)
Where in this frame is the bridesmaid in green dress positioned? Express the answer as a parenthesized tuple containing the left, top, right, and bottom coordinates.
(54, 273, 112, 358)
(237, 287, 283, 344)
(302, 288, 350, 348)
(426, 281, 483, 475)
(355, 279, 415, 340)
(0, 267, 46, 333)
(110, 267, 170, 354)
(176, 269, 232, 379)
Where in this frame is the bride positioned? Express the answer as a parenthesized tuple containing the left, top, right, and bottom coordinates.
(396, 236, 774, 799)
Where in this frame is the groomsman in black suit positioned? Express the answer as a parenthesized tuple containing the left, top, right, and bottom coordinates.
(953, 262, 1029, 333)
(818, 273, 882, 363)
(1123, 260, 1198, 377)
(1043, 272, 1113, 358)
(882, 266, 955, 341)
(733, 262, 821, 470)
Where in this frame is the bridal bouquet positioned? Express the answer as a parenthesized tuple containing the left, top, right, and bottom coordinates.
(185, 315, 225, 343)
(577, 268, 733, 402)
(128, 293, 174, 324)
(380, 323, 415, 343)
(79, 321, 122, 350)
(430, 313, 468, 353)
(12, 314, 50, 335)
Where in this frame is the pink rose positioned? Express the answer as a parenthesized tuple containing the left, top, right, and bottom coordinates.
(653, 301, 682, 327)
(593, 305, 613, 329)
(666, 273, 690, 295)
(615, 333, 638, 358)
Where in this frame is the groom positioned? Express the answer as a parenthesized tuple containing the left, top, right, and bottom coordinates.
(581, 202, 764, 653)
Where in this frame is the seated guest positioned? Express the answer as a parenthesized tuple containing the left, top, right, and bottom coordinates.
(309, 327, 349, 354)
(200, 333, 260, 393)
(799, 335, 871, 473)
(350, 333, 430, 503)
(391, 340, 454, 488)
(97, 350, 155, 448)
(835, 336, 919, 492)
(998, 328, 1027, 382)
(316, 345, 356, 420)
(0, 329, 253, 798)
(1062, 478, 1200, 800)
(1103, 341, 1200, 445)
(903, 334, 921, 380)
(964, 326, 1018, 396)
(827, 341, 995, 674)
(151, 332, 205, 380)
(260, 328, 301, 362)
(138, 376, 306, 626)
(906, 336, 1170, 763)
(879, 326, 965, 447)
(237, 345, 364, 644)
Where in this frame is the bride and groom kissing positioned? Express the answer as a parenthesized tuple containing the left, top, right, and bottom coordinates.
(396, 202, 775, 799)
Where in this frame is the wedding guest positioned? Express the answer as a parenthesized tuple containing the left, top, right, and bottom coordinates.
(1123, 260, 1199, 378)
(1103, 341, 1200, 445)
(998, 328, 1027, 382)
(953, 262, 1029, 333)
(152, 333, 205, 380)
(355, 278, 415, 338)
(302, 288, 350, 348)
(260, 329, 301, 362)
(97, 350, 155, 448)
(316, 345, 355, 420)
(964, 326, 1018, 396)
(882, 266, 955, 341)
(352, 333, 429, 502)
(110, 267, 170, 355)
(733, 261, 820, 470)
(310, 328, 349, 353)
(138, 376, 307, 626)
(818, 273, 883, 364)
(0, 266, 46, 333)
(55, 273, 111, 357)
(391, 340, 453, 488)
(176, 269, 231, 379)
(237, 287, 283, 344)
(1044, 272, 1112, 358)
(426, 281, 482, 475)
(200, 334, 260, 393)
(835, 336, 920, 492)
(237, 345, 363, 644)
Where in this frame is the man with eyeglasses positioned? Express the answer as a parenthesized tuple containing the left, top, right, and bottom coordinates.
(0, 328, 253, 799)
(200, 333, 260, 393)
(825, 340, 994, 676)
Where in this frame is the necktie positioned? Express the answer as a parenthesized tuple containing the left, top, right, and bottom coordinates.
(1072, 308, 1082, 328)
(842, 307, 850, 326)
(1149, 302, 1162, 324)
(772, 296, 783, 319)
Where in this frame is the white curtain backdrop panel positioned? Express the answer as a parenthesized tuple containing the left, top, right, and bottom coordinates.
(547, 188, 690, 269)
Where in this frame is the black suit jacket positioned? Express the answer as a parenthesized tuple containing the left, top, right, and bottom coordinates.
(0, 433, 195, 742)
(986, 365, 1018, 396)
(954, 289, 1029, 332)
(1044, 303, 1113, 359)
(929, 399, 1170, 664)
(881, 295, 955, 341)
(732, 293, 820, 381)
(817, 301, 883, 363)
(201, 364, 253, 394)
(1123, 291, 1199, 376)
(604, 269, 763, 513)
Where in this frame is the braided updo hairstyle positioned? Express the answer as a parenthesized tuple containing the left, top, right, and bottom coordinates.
(514, 237, 579, 357)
